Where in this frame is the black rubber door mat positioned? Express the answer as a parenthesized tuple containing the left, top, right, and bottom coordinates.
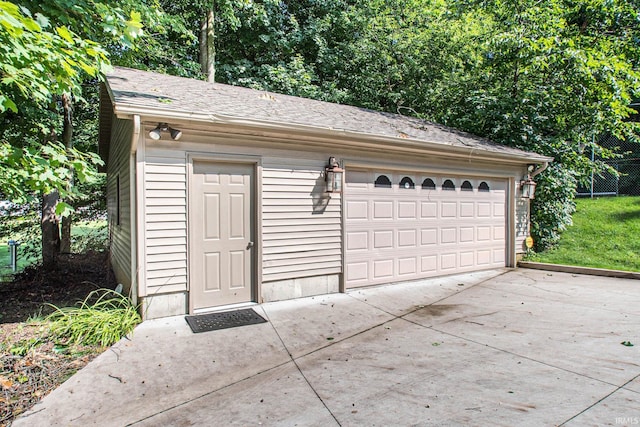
(185, 308, 267, 333)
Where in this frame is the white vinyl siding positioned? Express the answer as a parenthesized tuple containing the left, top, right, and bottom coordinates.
(142, 134, 342, 296)
(143, 152, 188, 293)
(106, 118, 133, 291)
(262, 160, 342, 282)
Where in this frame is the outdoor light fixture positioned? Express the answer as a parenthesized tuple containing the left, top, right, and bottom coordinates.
(148, 123, 182, 141)
(520, 165, 537, 199)
(325, 156, 344, 193)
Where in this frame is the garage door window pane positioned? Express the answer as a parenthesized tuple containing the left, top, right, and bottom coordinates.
(461, 180, 473, 191)
(442, 179, 456, 190)
(375, 175, 392, 188)
(399, 177, 415, 189)
(421, 178, 436, 190)
(479, 182, 490, 192)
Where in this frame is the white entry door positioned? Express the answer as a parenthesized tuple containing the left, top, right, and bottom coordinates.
(190, 161, 255, 310)
(345, 169, 507, 288)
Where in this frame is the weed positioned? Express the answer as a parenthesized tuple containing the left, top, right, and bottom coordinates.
(8, 337, 42, 356)
(46, 289, 141, 347)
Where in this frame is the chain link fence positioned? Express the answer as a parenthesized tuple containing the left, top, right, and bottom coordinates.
(576, 133, 640, 197)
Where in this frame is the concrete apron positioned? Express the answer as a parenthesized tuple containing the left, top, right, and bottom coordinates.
(13, 269, 640, 426)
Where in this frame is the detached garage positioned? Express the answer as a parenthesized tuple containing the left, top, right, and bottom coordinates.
(99, 67, 551, 320)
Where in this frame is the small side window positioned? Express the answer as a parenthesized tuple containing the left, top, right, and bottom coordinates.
(442, 179, 456, 190)
(421, 178, 436, 190)
(399, 177, 415, 189)
(461, 180, 473, 191)
(479, 182, 490, 192)
(375, 175, 392, 188)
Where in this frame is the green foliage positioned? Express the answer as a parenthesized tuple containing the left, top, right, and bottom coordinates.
(0, 1, 110, 113)
(71, 220, 108, 253)
(8, 335, 42, 356)
(530, 165, 578, 248)
(0, 140, 103, 204)
(525, 196, 640, 271)
(46, 289, 141, 347)
(3, 0, 638, 256)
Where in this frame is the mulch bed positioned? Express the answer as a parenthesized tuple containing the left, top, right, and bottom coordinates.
(0, 251, 116, 426)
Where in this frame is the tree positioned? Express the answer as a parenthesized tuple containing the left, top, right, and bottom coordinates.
(438, 0, 640, 249)
(0, 0, 143, 267)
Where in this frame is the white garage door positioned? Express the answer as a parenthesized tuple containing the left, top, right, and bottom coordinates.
(345, 169, 507, 288)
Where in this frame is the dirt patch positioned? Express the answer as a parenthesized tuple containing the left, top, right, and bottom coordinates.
(0, 251, 116, 324)
(0, 252, 116, 426)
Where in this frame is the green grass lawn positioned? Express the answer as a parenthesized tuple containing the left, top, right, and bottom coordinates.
(525, 196, 640, 272)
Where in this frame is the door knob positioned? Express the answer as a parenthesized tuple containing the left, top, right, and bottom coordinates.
(247, 241, 254, 249)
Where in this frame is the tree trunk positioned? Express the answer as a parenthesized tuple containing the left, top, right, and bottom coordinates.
(199, 16, 208, 75)
(42, 102, 61, 268)
(60, 93, 73, 253)
(205, 6, 215, 82)
(42, 191, 60, 269)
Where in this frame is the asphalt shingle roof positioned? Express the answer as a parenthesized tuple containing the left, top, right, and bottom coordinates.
(104, 67, 550, 163)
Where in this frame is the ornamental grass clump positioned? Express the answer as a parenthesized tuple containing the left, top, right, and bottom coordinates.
(46, 289, 141, 347)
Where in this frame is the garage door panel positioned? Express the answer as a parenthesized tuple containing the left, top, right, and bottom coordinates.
(374, 230, 394, 249)
(421, 228, 438, 245)
(441, 228, 457, 244)
(460, 227, 474, 242)
(373, 259, 394, 279)
(346, 261, 368, 282)
(441, 202, 457, 217)
(421, 202, 437, 218)
(398, 201, 418, 218)
(346, 231, 368, 251)
(346, 200, 368, 220)
(398, 257, 417, 276)
(421, 255, 438, 272)
(398, 229, 417, 247)
(460, 202, 474, 217)
(477, 226, 492, 241)
(460, 251, 475, 267)
(477, 250, 492, 265)
(477, 202, 491, 217)
(441, 253, 457, 270)
(373, 201, 393, 219)
(345, 170, 507, 288)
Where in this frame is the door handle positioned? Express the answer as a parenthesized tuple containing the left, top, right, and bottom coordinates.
(247, 241, 254, 249)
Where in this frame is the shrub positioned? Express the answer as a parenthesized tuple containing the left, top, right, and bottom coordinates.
(46, 289, 140, 347)
(530, 164, 577, 251)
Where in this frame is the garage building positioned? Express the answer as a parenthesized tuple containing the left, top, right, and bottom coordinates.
(99, 67, 551, 319)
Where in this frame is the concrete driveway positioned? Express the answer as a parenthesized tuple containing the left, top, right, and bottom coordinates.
(14, 268, 640, 426)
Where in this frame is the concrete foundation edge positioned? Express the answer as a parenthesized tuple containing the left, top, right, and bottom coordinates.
(518, 261, 640, 280)
(261, 274, 340, 302)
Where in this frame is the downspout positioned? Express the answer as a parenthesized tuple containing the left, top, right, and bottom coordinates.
(530, 161, 548, 179)
(129, 115, 140, 306)
(131, 115, 141, 154)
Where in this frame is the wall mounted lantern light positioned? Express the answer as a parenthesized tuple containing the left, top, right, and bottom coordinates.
(149, 123, 183, 141)
(520, 165, 537, 199)
(325, 157, 344, 193)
